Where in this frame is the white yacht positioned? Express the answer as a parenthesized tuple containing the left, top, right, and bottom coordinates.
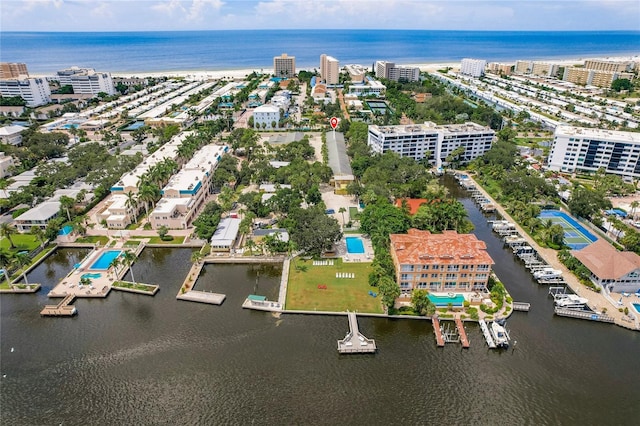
(533, 267, 562, 280)
(490, 322, 510, 349)
(555, 294, 589, 309)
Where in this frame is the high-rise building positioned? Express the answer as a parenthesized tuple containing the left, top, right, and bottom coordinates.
(320, 54, 340, 85)
(56, 67, 116, 95)
(486, 63, 513, 75)
(548, 125, 640, 180)
(0, 77, 51, 107)
(562, 67, 633, 88)
(367, 122, 495, 166)
(460, 58, 487, 77)
(374, 61, 420, 82)
(273, 53, 296, 78)
(0, 63, 29, 79)
(584, 59, 635, 73)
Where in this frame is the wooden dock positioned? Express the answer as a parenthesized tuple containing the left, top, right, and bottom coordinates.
(337, 312, 376, 354)
(455, 317, 470, 348)
(40, 294, 77, 317)
(512, 302, 531, 312)
(478, 320, 496, 348)
(554, 307, 615, 323)
(432, 316, 445, 347)
(177, 290, 225, 305)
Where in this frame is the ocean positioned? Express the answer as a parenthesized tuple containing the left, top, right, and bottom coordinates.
(1, 30, 639, 74)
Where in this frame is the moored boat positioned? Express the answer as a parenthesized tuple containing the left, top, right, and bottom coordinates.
(489, 321, 510, 349)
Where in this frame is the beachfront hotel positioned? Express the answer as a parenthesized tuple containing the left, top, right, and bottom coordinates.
(367, 122, 495, 166)
(0, 77, 51, 107)
(460, 58, 487, 78)
(562, 67, 633, 88)
(389, 229, 494, 295)
(149, 144, 228, 230)
(320, 54, 340, 85)
(55, 67, 116, 96)
(572, 240, 640, 294)
(273, 53, 296, 78)
(547, 125, 640, 180)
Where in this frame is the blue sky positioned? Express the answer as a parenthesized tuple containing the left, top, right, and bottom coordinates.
(2, 0, 639, 32)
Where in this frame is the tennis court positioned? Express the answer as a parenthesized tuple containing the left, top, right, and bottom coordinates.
(539, 210, 598, 250)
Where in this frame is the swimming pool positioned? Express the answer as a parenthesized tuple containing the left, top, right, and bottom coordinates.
(89, 250, 122, 270)
(428, 293, 465, 307)
(633, 303, 640, 314)
(58, 225, 73, 236)
(346, 237, 365, 254)
(81, 273, 102, 280)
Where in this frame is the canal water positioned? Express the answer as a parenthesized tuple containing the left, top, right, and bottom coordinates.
(2, 178, 640, 424)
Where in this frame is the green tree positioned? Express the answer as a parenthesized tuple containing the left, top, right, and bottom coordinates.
(611, 78, 632, 92)
(0, 250, 13, 285)
(59, 195, 75, 222)
(190, 250, 204, 264)
(12, 252, 31, 284)
(411, 289, 436, 316)
(288, 206, 342, 256)
(121, 250, 137, 284)
(378, 275, 400, 309)
(0, 222, 17, 249)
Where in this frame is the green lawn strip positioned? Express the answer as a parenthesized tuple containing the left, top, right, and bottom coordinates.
(348, 206, 360, 220)
(76, 236, 109, 245)
(113, 280, 156, 292)
(1, 234, 40, 252)
(128, 236, 185, 244)
(286, 258, 383, 313)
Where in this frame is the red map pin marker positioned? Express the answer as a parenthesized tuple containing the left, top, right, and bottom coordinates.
(330, 117, 339, 129)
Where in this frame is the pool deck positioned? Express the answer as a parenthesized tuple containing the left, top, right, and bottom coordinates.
(336, 234, 374, 263)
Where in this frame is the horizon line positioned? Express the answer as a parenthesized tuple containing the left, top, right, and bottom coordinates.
(3, 29, 640, 34)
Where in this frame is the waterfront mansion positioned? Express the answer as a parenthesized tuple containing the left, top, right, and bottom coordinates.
(389, 229, 495, 295)
(572, 239, 640, 294)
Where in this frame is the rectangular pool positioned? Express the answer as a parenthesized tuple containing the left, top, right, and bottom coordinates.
(428, 293, 465, 307)
(345, 237, 365, 254)
(89, 250, 122, 270)
(633, 303, 640, 315)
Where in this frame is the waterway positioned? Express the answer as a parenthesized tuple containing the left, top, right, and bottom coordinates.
(2, 180, 640, 424)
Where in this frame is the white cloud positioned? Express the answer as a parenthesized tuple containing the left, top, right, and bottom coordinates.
(90, 2, 114, 18)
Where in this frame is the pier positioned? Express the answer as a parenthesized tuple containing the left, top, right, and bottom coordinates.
(40, 294, 77, 316)
(554, 307, 615, 323)
(337, 312, 376, 353)
(512, 302, 531, 312)
(478, 320, 496, 348)
(432, 316, 445, 347)
(455, 317, 470, 348)
(177, 290, 226, 305)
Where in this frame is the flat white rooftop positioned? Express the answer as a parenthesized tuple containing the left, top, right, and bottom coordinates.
(555, 125, 640, 143)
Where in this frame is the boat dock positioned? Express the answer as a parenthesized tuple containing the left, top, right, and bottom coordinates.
(478, 320, 496, 348)
(432, 316, 445, 347)
(337, 312, 376, 354)
(554, 307, 615, 323)
(176, 290, 225, 305)
(40, 294, 77, 316)
(455, 317, 470, 348)
(512, 302, 531, 312)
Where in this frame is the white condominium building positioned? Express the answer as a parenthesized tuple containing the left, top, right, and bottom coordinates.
(583, 59, 635, 73)
(273, 53, 296, 78)
(548, 125, 640, 179)
(320, 54, 340, 85)
(368, 122, 495, 166)
(375, 61, 420, 82)
(0, 77, 51, 107)
(56, 67, 116, 95)
(460, 59, 487, 77)
(345, 64, 367, 83)
(253, 104, 281, 129)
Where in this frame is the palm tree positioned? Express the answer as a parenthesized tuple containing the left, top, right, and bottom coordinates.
(125, 192, 138, 224)
(59, 195, 75, 221)
(137, 184, 160, 217)
(109, 255, 121, 279)
(338, 207, 347, 226)
(631, 201, 639, 221)
(190, 250, 204, 264)
(0, 178, 14, 199)
(0, 222, 17, 249)
(245, 238, 256, 256)
(30, 226, 46, 248)
(121, 250, 137, 284)
(0, 250, 13, 285)
(13, 252, 31, 284)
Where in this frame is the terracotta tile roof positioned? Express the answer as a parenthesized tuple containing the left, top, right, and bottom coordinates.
(394, 198, 428, 215)
(390, 229, 494, 266)
(572, 239, 640, 280)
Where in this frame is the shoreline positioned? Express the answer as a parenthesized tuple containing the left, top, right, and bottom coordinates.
(28, 54, 640, 79)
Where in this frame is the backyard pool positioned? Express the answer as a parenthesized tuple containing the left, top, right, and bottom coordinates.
(58, 225, 73, 236)
(81, 273, 102, 280)
(633, 303, 640, 315)
(89, 250, 122, 270)
(428, 293, 465, 307)
(345, 237, 365, 254)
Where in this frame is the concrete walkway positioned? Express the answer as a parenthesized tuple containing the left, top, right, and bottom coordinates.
(467, 174, 639, 331)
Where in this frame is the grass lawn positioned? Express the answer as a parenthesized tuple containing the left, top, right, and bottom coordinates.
(286, 258, 383, 314)
(128, 236, 185, 244)
(1, 234, 40, 252)
(349, 206, 360, 221)
(76, 236, 109, 245)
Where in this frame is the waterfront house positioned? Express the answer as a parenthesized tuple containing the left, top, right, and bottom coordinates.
(210, 218, 241, 252)
(389, 229, 494, 295)
(14, 201, 61, 232)
(572, 239, 640, 294)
